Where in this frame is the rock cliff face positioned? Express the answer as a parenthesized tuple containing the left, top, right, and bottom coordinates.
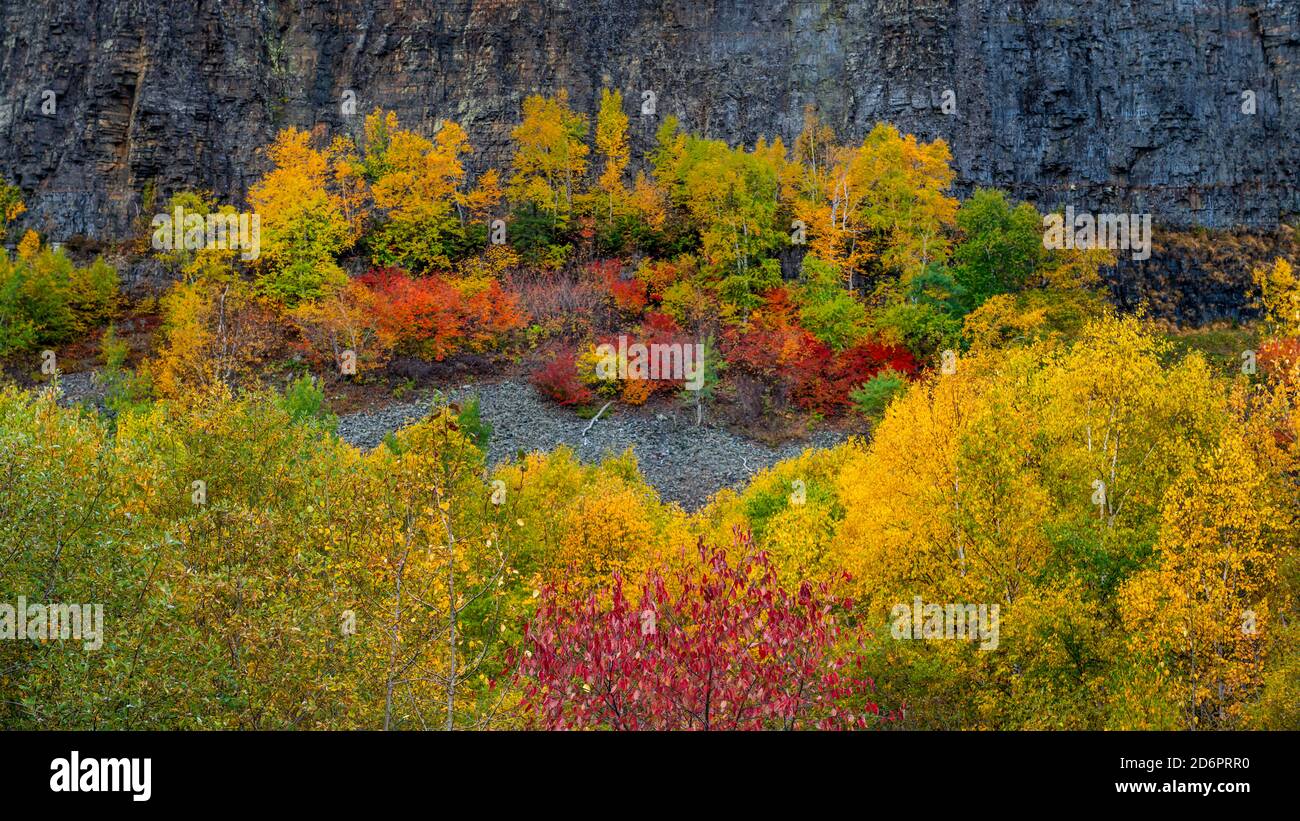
(0, 1, 1296, 311)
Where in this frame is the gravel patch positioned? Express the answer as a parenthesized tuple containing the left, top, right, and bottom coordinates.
(336, 380, 846, 510)
(45, 370, 840, 511)
(51, 371, 108, 409)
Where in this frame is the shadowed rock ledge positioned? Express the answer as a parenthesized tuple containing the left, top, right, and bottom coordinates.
(1, 0, 1296, 241)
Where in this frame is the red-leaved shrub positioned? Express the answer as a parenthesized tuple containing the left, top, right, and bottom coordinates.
(723, 289, 916, 415)
(531, 347, 593, 406)
(592, 259, 648, 315)
(508, 270, 606, 338)
(359, 267, 525, 360)
(1259, 335, 1300, 390)
(513, 529, 893, 730)
(794, 339, 920, 414)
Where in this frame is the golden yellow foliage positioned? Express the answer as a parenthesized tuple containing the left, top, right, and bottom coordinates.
(247, 128, 354, 302)
(554, 484, 660, 589)
(593, 88, 630, 222)
(832, 358, 991, 611)
(150, 280, 280, 398)
(290, 279, 395, 375)
(16, 229, 40, 260)
(507, 90, 589, 222)
(1254, 257, 1299, 337)
(1117, 429, 1282, 728)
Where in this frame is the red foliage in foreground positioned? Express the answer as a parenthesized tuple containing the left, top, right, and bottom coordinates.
(513, 530, 892, 730)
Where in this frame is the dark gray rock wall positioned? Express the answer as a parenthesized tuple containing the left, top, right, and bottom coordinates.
(1, 0, 1296, 242)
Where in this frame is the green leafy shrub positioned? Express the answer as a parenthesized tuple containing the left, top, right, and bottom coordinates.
(277, 374, 337, 432)
(0, 243, 120, 357)
(849, 368, 909, 421)
(951, 188, 1046, 309)
(99, 324, 152, 419)
(455, 395, 492, 449)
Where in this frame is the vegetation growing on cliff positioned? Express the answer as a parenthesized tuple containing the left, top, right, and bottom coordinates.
(1, 95, 1297, 730)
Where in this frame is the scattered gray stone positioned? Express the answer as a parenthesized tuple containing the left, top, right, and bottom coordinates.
(44, 369, 843, 510)
(52, 371, 107, 409)
(336, 380, 846, 510)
